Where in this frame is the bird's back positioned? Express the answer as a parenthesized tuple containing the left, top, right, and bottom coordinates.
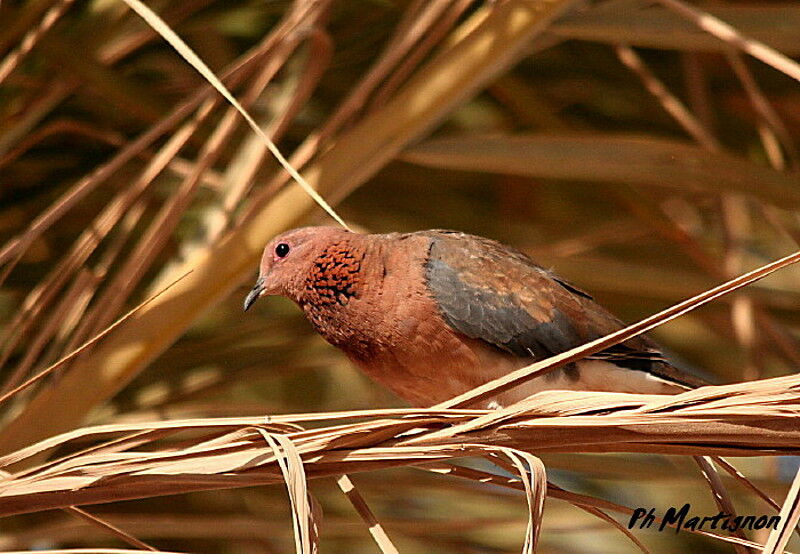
(421, 230, 704, 394)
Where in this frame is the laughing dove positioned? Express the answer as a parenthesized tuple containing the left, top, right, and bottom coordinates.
(245, 227, 702, 408)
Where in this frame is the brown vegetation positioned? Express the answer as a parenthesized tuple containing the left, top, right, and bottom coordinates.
(2, 0, 800, 552)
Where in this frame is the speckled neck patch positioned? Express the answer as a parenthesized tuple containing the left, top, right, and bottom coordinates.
(304, 241, 362, 306)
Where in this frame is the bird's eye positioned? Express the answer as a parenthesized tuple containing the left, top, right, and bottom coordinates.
(275, 242, 290, 258)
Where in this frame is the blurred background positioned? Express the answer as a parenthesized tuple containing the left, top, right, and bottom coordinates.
(1, 0, 800, 551)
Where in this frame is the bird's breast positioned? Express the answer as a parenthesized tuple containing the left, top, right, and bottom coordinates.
(329, 236, 504, 405)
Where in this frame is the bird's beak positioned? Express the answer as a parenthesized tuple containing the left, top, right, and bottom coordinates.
(243, 276, 266, 312)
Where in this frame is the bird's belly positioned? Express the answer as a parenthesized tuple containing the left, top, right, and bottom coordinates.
(349, 332, 490, 407)
(475, 351, 687, 407)
(510, 359, 685, 400)
(352, 340, 684, 409)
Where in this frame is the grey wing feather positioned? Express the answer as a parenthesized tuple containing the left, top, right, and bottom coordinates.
(422, 231, 704, 388)
(424, 232, 591, 359)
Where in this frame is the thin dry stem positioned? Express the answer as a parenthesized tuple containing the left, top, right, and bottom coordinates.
(66, 507, 157, 552)
(658, 0, 800, 83)
(0, 0, 77, 85)
(335, 474, 399, 554)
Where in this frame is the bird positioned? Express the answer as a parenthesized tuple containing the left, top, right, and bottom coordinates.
(244, 227, 704, 408)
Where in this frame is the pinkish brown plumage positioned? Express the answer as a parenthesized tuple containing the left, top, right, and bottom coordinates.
(245, 227, 703, 408)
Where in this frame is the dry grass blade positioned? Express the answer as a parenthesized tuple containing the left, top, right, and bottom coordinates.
(552, 3, 800, 54)
(545, 483, 777, 552)
(725, 49, 797, 169)
(0, 20, 282, 271)
(81, 90, 247, 339)
(713, 457, 783, 514)
(492, 449, 546, 553)
(658, 0, 800, 83)
(693, 457, 749, 554)
(120, 0, 348, 230)
(763, 466, 800, 554)
(255, 429, 316, 554)
(1, 269, 92, 391)
(318, 0, 452, 138)
(401, 134, 800, 208)
(0, 408, 478, 469)
(369, 0, 476, 110)
(200, 28, 331, 245)
(60, 103, 217, 351)
(335, 475, 399, 554)
(0, 98, 215, 391)
(0, 0, 76, 84)
(638, 0, 791, 406)
(568, 504, 651, 554)
(422, 462, 735, 553)
(481, 453, 651, 552)
(616, 44, 719, 151)
(0, 270, 192, 406)
(65, 507, 157, 552)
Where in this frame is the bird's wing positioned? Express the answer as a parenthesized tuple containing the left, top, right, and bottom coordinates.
(422, 230, 703, 388)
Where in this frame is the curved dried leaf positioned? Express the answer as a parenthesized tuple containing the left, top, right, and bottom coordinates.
(553, 4, 800, 54)
(401, 134, 800, 208)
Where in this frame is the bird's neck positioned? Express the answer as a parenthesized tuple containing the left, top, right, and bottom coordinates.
(296, 236, 388, 356)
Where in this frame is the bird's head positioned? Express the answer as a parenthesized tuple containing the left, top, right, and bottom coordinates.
(243, 226, 354, 311)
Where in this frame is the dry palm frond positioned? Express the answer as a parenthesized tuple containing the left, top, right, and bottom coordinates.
(4, 0, 800, 551)
(2, 374, 800, 513)
(0, 374, 799, 550)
